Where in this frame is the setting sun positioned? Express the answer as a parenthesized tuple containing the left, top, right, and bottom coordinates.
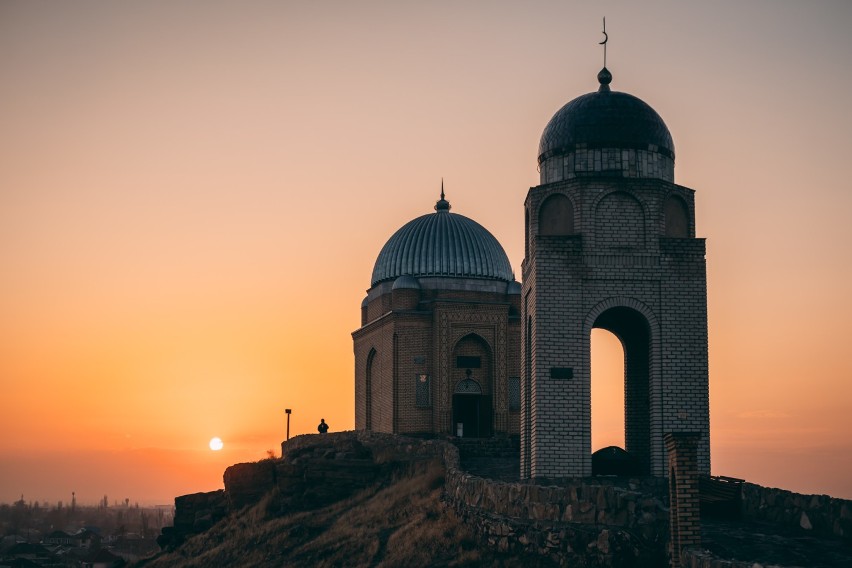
(0, 0, 851, 507)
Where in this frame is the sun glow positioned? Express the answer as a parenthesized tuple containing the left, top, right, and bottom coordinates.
(209, 437, 224, 451)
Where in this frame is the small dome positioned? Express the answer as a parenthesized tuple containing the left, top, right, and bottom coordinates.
(371, 195, 514, 287)
(507, 281, 521, 295)
(361, 296, 369, 308)
(392, 275, 421, 290)
(538, 69, 674, 164)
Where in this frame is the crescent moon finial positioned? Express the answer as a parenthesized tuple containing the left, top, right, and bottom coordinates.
(599, 17, 608, 68)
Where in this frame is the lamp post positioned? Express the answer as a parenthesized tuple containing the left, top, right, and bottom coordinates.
(285, 408, 292, 441)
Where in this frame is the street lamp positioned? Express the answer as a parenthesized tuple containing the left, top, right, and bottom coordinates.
(285, 408, 292, 441)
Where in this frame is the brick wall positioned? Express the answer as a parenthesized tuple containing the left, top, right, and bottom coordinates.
(522, 177, 710, 479)
(353, 279, 521, 437)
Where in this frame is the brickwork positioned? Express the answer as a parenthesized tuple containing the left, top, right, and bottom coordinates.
(521, 176, 710, 478)
(353, 277, 521, 437)
(541, 147, 675, 185)
(665, 432, 701, 567)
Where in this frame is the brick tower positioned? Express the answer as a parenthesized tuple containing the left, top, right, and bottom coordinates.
(520, 67, 710, 478)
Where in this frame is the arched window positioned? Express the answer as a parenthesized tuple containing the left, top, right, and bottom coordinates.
(538, 194, 574, 236)
(663, 195, 689, 238)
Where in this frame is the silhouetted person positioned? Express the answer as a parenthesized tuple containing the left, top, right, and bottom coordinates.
(317, 418, 329, 434)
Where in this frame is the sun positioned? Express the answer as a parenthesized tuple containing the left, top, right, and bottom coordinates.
(209, 437, 224, 451)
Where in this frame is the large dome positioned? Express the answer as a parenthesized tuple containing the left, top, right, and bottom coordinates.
(538, 68, 674, 165)
(371, 195, 513, 287)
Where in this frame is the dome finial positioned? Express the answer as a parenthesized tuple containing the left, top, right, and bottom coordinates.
(435, 178, 451, 211)
(597, 18, 612, 92)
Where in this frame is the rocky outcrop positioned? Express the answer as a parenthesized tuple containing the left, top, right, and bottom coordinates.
(159, 431, 450, 550)
(158, 489, 228, 549)
(222, 460, 276, 510)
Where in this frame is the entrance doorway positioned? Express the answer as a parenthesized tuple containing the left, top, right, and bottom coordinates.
(452, 379, 492, 438)
(451, 334, 494, 438)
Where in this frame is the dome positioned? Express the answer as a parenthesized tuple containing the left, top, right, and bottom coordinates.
(371, 195, 514, 287)
(392, 275, 421, 290)
(538, 68, 674, 165)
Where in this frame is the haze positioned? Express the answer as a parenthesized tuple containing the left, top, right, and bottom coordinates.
(1, 0, 851, 504)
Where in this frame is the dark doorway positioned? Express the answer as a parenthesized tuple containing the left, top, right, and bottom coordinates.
(453, 394, 480, 438)
(452, 391, 492, 438)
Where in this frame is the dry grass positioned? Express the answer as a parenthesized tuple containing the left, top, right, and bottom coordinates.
(138, 460, 553, 567)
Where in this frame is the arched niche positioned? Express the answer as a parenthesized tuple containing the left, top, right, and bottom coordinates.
(538, 193, 574, 236)
(663, 195, 690, 238)
(451, 334, 493, 438)
(595, 191, 645, 249)
(365, 348, 376, 431)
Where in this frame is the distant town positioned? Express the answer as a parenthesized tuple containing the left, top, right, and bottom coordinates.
(0, 494, 172, 566)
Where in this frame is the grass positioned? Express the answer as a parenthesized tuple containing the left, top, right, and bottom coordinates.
(137, 460, 555, 567)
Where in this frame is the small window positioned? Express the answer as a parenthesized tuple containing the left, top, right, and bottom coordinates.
(456, 356, 481, 369)
(415, 374, 431, 408)
(508, 377, 520, 411)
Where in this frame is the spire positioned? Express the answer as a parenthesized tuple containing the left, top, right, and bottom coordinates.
(435, 178, 451, 212)
(598, 17, 612, 92)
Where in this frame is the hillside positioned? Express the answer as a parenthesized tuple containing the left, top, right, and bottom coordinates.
(138, 458, 554, 567)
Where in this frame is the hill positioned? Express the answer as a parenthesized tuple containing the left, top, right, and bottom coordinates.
(138, 456, 553, 567)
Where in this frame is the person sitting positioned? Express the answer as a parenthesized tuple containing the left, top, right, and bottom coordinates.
(317, 418, 329, 434)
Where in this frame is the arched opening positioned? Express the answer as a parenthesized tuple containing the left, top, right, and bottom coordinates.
(365, 349, 376, 431)
(591, 307, 651, 475)
(591, 329, 625, 450)
(538, 193, 574, 236)
(451, 334, 493, 438)
(663, 195, 689, 237)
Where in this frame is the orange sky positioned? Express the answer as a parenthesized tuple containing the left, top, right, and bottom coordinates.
(2, 1, 851, 504)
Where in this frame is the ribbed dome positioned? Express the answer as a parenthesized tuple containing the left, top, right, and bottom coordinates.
(538, 69, 674, 164)
(371, 197, 513, 287)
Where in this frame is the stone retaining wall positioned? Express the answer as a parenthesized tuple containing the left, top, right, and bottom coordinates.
(444, 467, 670, 565)
(740, 483, 852, 542)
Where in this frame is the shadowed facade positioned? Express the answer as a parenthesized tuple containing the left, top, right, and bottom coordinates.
(353, 193, 521, 438)
(520, 67, 710, 478)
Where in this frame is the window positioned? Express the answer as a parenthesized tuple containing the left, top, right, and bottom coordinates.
(508, 377, 520, 411)
(415, 374, 431, 407)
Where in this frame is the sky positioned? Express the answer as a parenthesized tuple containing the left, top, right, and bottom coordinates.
(1, 0, 851, 505)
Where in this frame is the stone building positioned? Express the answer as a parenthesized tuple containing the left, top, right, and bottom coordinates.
(521, 67, 710, 479)
(353, 192, 522, 438)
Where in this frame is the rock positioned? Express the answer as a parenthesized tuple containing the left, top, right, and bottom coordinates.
(800, 511, 812, 530)
(597, 529, 610, 554)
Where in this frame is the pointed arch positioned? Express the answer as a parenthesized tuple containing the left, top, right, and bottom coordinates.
(365, 348, 376, 431)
